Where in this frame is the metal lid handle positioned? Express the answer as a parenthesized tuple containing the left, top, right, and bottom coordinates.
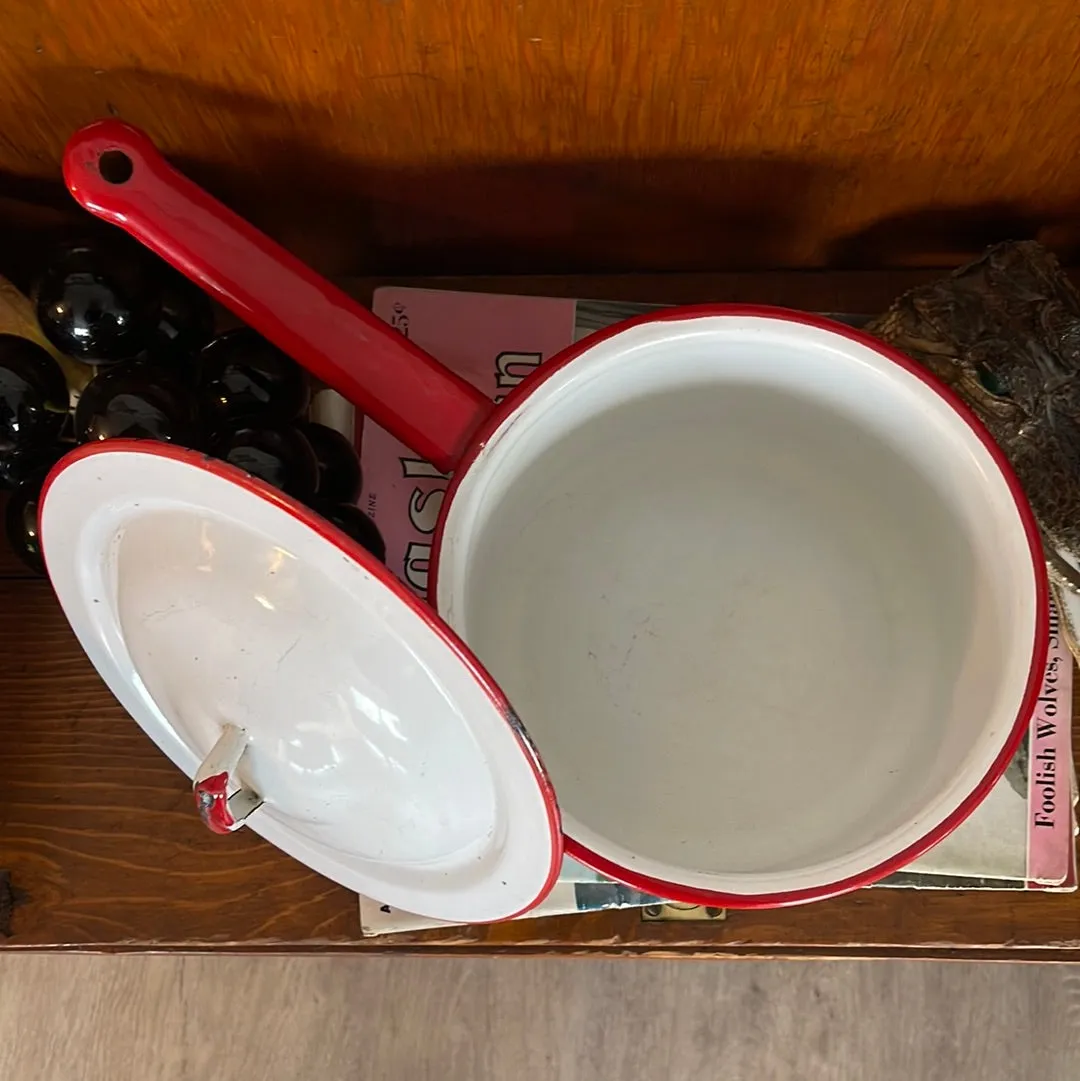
(193, 724, 264, 835)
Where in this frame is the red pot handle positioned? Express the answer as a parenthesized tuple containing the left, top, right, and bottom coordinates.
(62, 121, 492, 473)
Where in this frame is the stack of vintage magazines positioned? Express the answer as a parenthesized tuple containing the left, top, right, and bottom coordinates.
(325, 288, 1076, 936)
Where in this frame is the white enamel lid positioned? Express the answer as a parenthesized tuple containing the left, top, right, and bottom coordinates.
(40, 441, 562, 923)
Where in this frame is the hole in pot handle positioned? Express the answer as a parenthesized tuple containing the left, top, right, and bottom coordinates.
(97, 149, 134, 184)
(193, 724, 264, 834)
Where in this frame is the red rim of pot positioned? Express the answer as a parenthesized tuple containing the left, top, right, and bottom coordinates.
(429, 303, 1051, 909)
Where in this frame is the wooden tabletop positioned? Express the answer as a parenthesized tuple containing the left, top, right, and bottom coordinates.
(3, 269, 1079, 958)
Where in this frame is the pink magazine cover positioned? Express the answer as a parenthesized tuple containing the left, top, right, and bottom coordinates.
(1026, 598, 1075, 885)
(361, 285, 1076, 892)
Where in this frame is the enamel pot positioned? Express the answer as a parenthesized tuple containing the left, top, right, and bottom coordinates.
(42, 121, 1049, 922)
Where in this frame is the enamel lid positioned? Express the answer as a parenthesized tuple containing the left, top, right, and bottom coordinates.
(40, 441, 562, 923)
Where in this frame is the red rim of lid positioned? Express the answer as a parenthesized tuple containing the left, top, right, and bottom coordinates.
(41, 439, 564, 922)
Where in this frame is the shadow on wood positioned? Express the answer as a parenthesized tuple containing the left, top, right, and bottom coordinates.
(3, 67, 1080, 278)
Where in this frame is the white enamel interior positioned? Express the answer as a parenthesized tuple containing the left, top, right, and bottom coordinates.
(438, 314, 1039, 899)
(42, 449, 557, 923)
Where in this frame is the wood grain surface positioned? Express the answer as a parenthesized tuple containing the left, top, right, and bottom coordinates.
(4, 956, 1080, 1081)
(0, 2, 1079, 275)
(2, 269, 1080, 957)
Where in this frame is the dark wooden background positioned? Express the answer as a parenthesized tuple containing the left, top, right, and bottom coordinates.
(0, 1, 1079, 276)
